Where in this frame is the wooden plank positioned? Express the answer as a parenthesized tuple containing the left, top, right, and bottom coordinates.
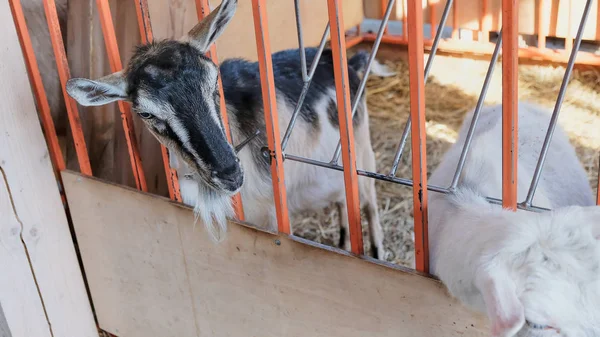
(63, 170, 489, 337)
(0, 1, 98, 335)
(0, 304, 12, 337)
(0, 173, 52, 337)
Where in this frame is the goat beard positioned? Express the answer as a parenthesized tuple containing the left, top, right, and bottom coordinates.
(192, 177, 235, 243)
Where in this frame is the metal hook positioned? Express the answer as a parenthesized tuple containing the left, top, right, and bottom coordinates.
(234, 129, 261, 153)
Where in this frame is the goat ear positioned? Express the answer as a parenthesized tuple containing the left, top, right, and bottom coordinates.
(66, 71, 128, 106)
(475, 267, 525, 337)
(187, 0, 237, 53)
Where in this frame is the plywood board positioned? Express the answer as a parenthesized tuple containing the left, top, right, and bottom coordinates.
(63, 170, 489, 337)
(0, 1, 98, 335)
(148, 0, 364, 62)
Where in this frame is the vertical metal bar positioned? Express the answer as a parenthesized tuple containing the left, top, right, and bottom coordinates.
(452, 0, 459, 39)
(407, 0, 429, 273)
(565, 0, 574, 51)
(42, 0, 92, 175)
(331, 0, 395, 164)
(294, 0, 308, 82)
(597, 0, 600, 43)
(450, 30, 503, 189)
(196, 0, 245, 220)
(381, 0, 389, 34)
(524, 0, 593, 206)
(481, 0, 490, 43)
(538, 0, 547, 49)
(251, 0, 291, 234)
(281, 24, 330, 152)
(134, 0, 182, 202)
(96, 0, 147, 192)
(429, 0, 437, 40)
(402, 0, 408, 40)
(9, 0, 65, 174)
(388, 0, 453, 177)
(327, 0, 364, 255)
(502, 0, 518, 210)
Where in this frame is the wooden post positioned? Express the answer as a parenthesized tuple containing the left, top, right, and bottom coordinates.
(1, 0, 97, 335)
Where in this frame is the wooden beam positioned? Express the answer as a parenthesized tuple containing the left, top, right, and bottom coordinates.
(63, 170, 489, 337)
(0, 1, 97, 335)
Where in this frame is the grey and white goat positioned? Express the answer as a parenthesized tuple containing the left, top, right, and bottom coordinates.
(65, 0, 392, 259)
(429, 102, 600, 336)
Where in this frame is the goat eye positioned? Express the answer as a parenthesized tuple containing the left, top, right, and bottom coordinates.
(138, 112, 153, 119)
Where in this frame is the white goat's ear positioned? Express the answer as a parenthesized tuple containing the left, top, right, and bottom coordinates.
(187, 0, 237, 53)
(66, 71, 128, 106)
(475, 268, 525, 337)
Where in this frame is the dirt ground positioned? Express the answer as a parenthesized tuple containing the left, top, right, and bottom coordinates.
(291, 44, 600, 268)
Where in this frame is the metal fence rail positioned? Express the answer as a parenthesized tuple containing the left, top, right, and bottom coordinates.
(355, 0, 600, 67)
(8, 0, 600, 276)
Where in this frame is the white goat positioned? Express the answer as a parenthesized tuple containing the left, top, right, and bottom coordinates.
(429, 102, 600, 336)
(65, 0, 393, 259)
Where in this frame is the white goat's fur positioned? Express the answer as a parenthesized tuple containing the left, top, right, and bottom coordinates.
(429, 102, 600, 336)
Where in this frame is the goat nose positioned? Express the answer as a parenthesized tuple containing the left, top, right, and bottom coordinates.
(213, 164, 242, 183)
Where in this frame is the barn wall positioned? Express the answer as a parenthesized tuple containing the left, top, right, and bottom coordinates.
(364, 0, 600, 41)
(148, 0, 364, 62)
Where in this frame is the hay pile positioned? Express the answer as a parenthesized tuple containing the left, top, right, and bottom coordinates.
(292, 52, 600, 268)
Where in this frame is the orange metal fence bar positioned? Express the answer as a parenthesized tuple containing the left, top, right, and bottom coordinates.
(43, 0, 92, 175)
(327, 0, 364, 255)
(565, 0, 574, 51)
(133, 0, 182, 202)
(9, 0, 65, 174)
(452, 0, 459, 39)
(407, 0, 430, 273)
(481, 0, 490, 43)
(538, 0, 547, 49)
(196, 0, 245, 220)
(597, 0, 600, 42)
(402, 0, 408, 40)
(96, 0, 147, 192)
(251, 0, 291, 234)
(502, 0, 518, 210)
(381, 0, 389, 34)
(429, 0, 437, 40)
